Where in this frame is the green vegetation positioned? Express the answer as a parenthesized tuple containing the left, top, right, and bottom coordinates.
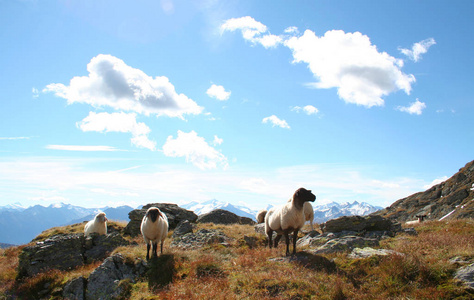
(0, 220, 473, 299)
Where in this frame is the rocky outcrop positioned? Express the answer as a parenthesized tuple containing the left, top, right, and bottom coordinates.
(320, 215, 399, 233)
(196, 209, 256, 225)
(374, 160, 474, 222)
(171, 229, 229, 249)
(455, 263, 474, 290)
(124, 203, 198, 237)
(18, 232, 129, 278)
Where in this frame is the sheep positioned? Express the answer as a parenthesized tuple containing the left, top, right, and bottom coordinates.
(405, 215, 427, 226)
(287, 198, 314, 230)
(265, 187, 316, 256)
(84, 212, 108, 236)
(256, 209, 268, 224)
(140, 207, 169, 260)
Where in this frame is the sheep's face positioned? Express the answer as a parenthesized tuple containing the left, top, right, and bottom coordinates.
(294, 187, 316, 203)
(97, 213, 108, 223)
(146, 207, 163, 223)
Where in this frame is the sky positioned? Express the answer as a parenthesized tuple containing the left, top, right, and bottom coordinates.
(0, 0, 473, 210)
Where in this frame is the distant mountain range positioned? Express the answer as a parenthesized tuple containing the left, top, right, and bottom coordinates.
(0, 203, 133, 245)
(0, 198, 382, 246)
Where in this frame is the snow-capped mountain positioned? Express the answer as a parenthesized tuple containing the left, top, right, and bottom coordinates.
(0, 203, 133, 246)
(181, 199, 257, 220)
(312, 201, 383, 223)
(0, 202, 26, 212)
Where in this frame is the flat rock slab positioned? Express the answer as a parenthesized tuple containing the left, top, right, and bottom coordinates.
(349, 247, 399, 259)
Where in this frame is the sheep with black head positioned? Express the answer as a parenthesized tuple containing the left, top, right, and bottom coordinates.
(141, 207, 169, 260)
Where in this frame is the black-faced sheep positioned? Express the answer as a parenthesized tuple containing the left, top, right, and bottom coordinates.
(286, 199, 314, 230)
(140, 207, 169, 260)
(405, 215, 427, 226)
(265, 187, 316, 256)
(256, 209, 267, 224)
(84, 212, 108, 236)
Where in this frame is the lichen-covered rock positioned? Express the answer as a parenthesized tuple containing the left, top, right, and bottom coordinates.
(17, 232, 129, 278)
(311, 236, 379, 254)
(171, 228, 229, 249)
(349, 247, 399, 259)
(62, 276, 86, 300)
(86, 253, 147, 300)
(455, 263, 474, 290)
(124, 203, 197, 237)
(172, 220, 194, 238)
(197, 209, 256, 225)
(320, 215, 396, 233)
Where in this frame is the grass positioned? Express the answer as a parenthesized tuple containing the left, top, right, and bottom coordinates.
(1, 220, 473, 299)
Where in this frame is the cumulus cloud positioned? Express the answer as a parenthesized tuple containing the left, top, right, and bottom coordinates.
(162, 130, 228, 170)
(399, 38, 436, 62)
(213, 135, 223, 146)
(44, 54, 203, 118)
(285, 29, 415, 108)
(77, 112, 156, 150)
(206, 84, 231, 101)
(423, 176, 448, 189)
(291, 105, 319, 115)
(221, 16, 282, 48)
(262, 115, 290, 129)
(397, 99, 427, 115)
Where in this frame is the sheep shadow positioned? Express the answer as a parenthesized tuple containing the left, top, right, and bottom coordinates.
(147, 254, 176, 291)
(269, 251, 337, 274)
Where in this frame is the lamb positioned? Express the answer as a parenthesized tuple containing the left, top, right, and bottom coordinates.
(405, 215, 427, 226)
(84, 212, 108, 236)
(140, 207, 169, 260)
(256, 209, 267, 224)
(265, 187, 316, 256)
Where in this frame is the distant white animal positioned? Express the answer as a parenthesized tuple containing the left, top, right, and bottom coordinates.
(256, 209, 267, 224)
(265, 187, 316, 256)
(84, 212, 108, 236)
(405, 215, 427, 226)
(141, 207, 169, 260)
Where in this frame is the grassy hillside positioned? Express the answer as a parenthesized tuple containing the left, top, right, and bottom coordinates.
(1, 220, 473, 299)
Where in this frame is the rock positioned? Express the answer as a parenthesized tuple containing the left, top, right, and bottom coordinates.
(171, 229, 229, 249)
(18, 233, 129, 278)
(320, 215, 396, 233)
(269, 251, 337, 273)
(254, 223, 265, 235)
(63, 276, 86, 300)
(172, 220, 194, 238)
(124, 203, 198, 237)
(296, 231, 322, 247)
(455, 263, 474, 290)
(349, 247, 399, 259)
(402, 227, 418, 236)
(86, 253, 147, 300)
(196, 209, 256, 225)
(312, 236, 379, 255)
(243, 235, 258, 249)
(449, 256, 472, 266)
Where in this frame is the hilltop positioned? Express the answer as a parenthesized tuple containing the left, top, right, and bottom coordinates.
(374, 160, 474, 222)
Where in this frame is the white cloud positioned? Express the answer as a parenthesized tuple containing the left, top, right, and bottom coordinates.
(213, 135, 223, 146)
(44, 54, 203, 118)
(399, 38, 436, 62)
(284, 26, 299, 34)
(397, 99, 426, 115)
(292, 105, 319, 115)
(162, 130, 228, 170)
(423, 176, 448, 190)
(221, 16, 282, 48)
(32, 87, 39, 98)
(77, 112, 156, 150)
(262, 115, 290, 129)
(0, 137, 30, 140)
(285, 29, 415, 108)
(46, 145, 120, 151)
(206, 84, 231, 101)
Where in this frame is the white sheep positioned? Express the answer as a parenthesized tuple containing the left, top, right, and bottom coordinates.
(84, 212, 108, 236)
(140, 207, 169, 260)
(405, 215, 427, 226)
(286, 199, 314, 230)
(265, 187, 316, 256)
(256, 209, 267, 224)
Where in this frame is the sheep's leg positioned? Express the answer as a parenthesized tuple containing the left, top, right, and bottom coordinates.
(274, 235, 282, 248)
(267, 230, 273, 248)
(292, 229, 299, 255)
(152, 242, 158, 258)
(146, 243, 151, 261)
(284, 233, 290, 256)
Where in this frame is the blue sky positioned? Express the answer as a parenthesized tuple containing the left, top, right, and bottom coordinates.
(1, 0, 472, 210)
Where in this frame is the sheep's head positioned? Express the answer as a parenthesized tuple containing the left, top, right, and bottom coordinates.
(146, 207, 163, 223)
(294, 187, 316, 203)
(96, 212, 108, 223)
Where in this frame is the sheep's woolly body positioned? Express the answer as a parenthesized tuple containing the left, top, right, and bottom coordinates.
(265, 188, 316, 256)
(141, 207, 169, 259)
(84, 212, 107, 236)
(256, 209, 267, 224)
(304, 202, 314, 230)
